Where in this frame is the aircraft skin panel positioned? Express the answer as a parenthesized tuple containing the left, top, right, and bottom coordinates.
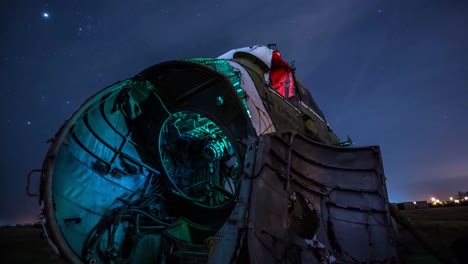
(228, 60, 277, 135)
(218, 45, 274, 69)
(246, 131, 398, 263)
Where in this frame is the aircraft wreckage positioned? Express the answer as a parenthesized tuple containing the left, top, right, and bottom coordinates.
(27, 44, 398, 263)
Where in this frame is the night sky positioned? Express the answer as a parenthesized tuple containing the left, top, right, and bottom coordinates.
(1, 0, 467, 225)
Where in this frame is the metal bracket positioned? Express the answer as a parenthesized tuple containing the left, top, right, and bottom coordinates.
(26, 169, 42, 196)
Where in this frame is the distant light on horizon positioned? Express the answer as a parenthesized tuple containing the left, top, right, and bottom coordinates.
(450, 197, 453, 200)
(431, 197, 436, 202)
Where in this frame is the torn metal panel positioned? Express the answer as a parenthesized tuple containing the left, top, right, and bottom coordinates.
(247, 131, 398, 263)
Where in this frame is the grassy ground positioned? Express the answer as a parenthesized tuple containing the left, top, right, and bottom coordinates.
(1, 206, 467, 263)
(0, 226, 66, 264)
(397, 206, 468, 264)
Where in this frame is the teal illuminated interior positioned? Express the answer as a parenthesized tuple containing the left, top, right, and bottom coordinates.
(46, 78, 243, 263)
(159, 111, 238, 207)
(40, 58, 258, 263)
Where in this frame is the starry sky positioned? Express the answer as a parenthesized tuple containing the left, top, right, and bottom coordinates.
(1, 0, 467, 225)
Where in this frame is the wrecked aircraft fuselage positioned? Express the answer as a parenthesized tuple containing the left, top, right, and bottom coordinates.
(28, 45, 398, 263)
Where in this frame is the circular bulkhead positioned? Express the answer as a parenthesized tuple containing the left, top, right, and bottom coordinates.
(39, 60, 255, 263)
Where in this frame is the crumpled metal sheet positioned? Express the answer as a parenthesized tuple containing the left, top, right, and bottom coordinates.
(247, 131, 398, 263)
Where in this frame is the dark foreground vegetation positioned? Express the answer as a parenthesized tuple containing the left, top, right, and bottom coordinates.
(0, 206, 467, 263)
(397, 206, 468, 264)
(0, 226, 65, 264)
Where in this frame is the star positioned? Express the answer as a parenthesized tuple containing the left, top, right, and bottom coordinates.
(27, 121, 31, 125)
(42, 12, 49, 18)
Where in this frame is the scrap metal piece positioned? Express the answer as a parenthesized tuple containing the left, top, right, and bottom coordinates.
(247, 131, 398, 263)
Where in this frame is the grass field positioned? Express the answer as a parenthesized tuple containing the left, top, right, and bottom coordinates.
(0, 226, 66, 264)
(397, 206, 468, 264)
(0, 206, 467, 263)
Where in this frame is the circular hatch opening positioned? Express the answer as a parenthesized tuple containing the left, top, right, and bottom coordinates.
(159, 111, 239, 208)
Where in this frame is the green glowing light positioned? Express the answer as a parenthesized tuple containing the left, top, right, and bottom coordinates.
(235, 88, 251, 118)
(159, 111, 239, 208)
(339, 135, 353, 147)
(216, 96, 224, 106)
(185, 58, 252, 118)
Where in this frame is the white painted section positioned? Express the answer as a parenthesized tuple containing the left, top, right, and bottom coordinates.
(218, 45, 275, 103)
(228, 61, 276, 135)
(218, 45, 273, 68)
